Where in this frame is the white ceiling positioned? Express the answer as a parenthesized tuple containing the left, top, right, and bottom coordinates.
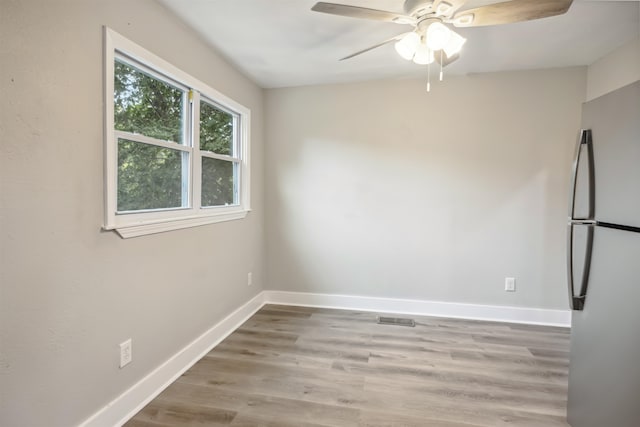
(159, 0, 640, 88)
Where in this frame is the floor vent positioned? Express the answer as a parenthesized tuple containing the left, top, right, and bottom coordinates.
(376, 316, 415, 327)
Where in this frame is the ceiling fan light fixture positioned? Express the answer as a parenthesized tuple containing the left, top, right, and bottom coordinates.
(310, 0, 581, 91)
(413, 43, 435, 65)
(426, 22, 451, 51)
(443, 30, 466, 58)
(394, 32, 420, 60)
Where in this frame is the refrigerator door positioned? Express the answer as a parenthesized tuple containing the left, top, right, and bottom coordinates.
(582, 81, 640, 228)
(567, 226, 640, 427)
(566, 223, 594, 310)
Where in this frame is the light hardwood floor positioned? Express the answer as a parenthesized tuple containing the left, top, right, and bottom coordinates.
(125, 305, 571, 427)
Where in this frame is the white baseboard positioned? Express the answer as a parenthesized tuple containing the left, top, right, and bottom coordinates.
(79, 289, 569, 426)
(79, 292, 266, 427)
(263, 290, 571, 327)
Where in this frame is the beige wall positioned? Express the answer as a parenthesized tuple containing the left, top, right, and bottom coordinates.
(265, 68, 586, 310)
(586, 37, 640, 101)
(0, 1, 264, 426)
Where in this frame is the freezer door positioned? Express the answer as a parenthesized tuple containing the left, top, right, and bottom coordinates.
(567, 226, 640, 427)
(582, 81, 640, 228)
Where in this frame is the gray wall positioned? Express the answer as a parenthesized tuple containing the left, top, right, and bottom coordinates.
(0, 1, 264, 426)
(586, 37, 640, 101)
(265, 68, 586, 310)
(3, 0, 626, 424)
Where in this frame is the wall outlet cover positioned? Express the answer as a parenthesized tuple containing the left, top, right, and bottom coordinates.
(505, 277, 516, 292)
(120, 339, 132, 368)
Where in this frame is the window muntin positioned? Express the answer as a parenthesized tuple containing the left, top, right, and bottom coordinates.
(104, 28, 250, 238)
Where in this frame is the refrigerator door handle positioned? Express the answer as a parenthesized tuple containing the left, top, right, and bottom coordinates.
(568, 129, 595, 220)
(567, 223, 595, 311)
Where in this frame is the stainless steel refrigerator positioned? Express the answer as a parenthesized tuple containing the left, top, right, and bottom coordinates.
(566, 80, 640, 427)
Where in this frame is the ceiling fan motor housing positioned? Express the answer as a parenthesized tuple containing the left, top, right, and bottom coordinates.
(416, 17, 440, 34)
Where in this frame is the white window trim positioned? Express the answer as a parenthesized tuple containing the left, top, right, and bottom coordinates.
(103, 27, 251, 238)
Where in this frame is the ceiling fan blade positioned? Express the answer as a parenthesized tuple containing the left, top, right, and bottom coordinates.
(340, 32, 411, 61)
(434, 50, 459, 67)
(312, 2, 416, 25)
(452, 0, 573, 27)
(432, 0, 468, 18)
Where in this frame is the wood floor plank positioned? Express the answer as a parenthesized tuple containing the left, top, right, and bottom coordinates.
(360, 380, 568, 427)
(176, 356, 366, 408)
(362, 375, 567, 417)
(131, 400, 237, 426)
(358, 409, 487, 427)
(230, 413, 336, 427)
(125, 305, 570, 427)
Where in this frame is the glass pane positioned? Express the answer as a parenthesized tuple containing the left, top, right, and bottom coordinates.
(117, 139, 185, 211)
(201, 157, 237, 207)
(200, 100, 234, 155)
(114, 60, 184, 144)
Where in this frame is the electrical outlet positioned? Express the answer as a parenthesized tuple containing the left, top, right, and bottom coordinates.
(119, 339, 132, 368)
(247, 272, 253, 286)
(505, 277, 516, 292)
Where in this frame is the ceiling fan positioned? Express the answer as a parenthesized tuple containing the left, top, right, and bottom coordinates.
(311, 0, 573, 88)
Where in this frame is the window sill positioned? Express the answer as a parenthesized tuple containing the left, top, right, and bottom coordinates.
(104, 209, 249, 238)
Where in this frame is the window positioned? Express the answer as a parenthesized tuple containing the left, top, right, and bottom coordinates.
(103, 28, 250, 238)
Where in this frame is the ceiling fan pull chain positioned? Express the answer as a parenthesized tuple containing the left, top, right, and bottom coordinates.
(427, 50, 431, 92)
(440, 50, 444, 81)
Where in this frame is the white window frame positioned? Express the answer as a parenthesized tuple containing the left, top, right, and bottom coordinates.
(103, 27, 250, 238)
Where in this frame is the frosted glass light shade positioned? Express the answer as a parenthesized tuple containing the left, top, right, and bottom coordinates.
(426, 22, 451, 51)
(443, 30, 466, 58)
(394, 32, 420, 60)
(413, 43, 435, 65)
